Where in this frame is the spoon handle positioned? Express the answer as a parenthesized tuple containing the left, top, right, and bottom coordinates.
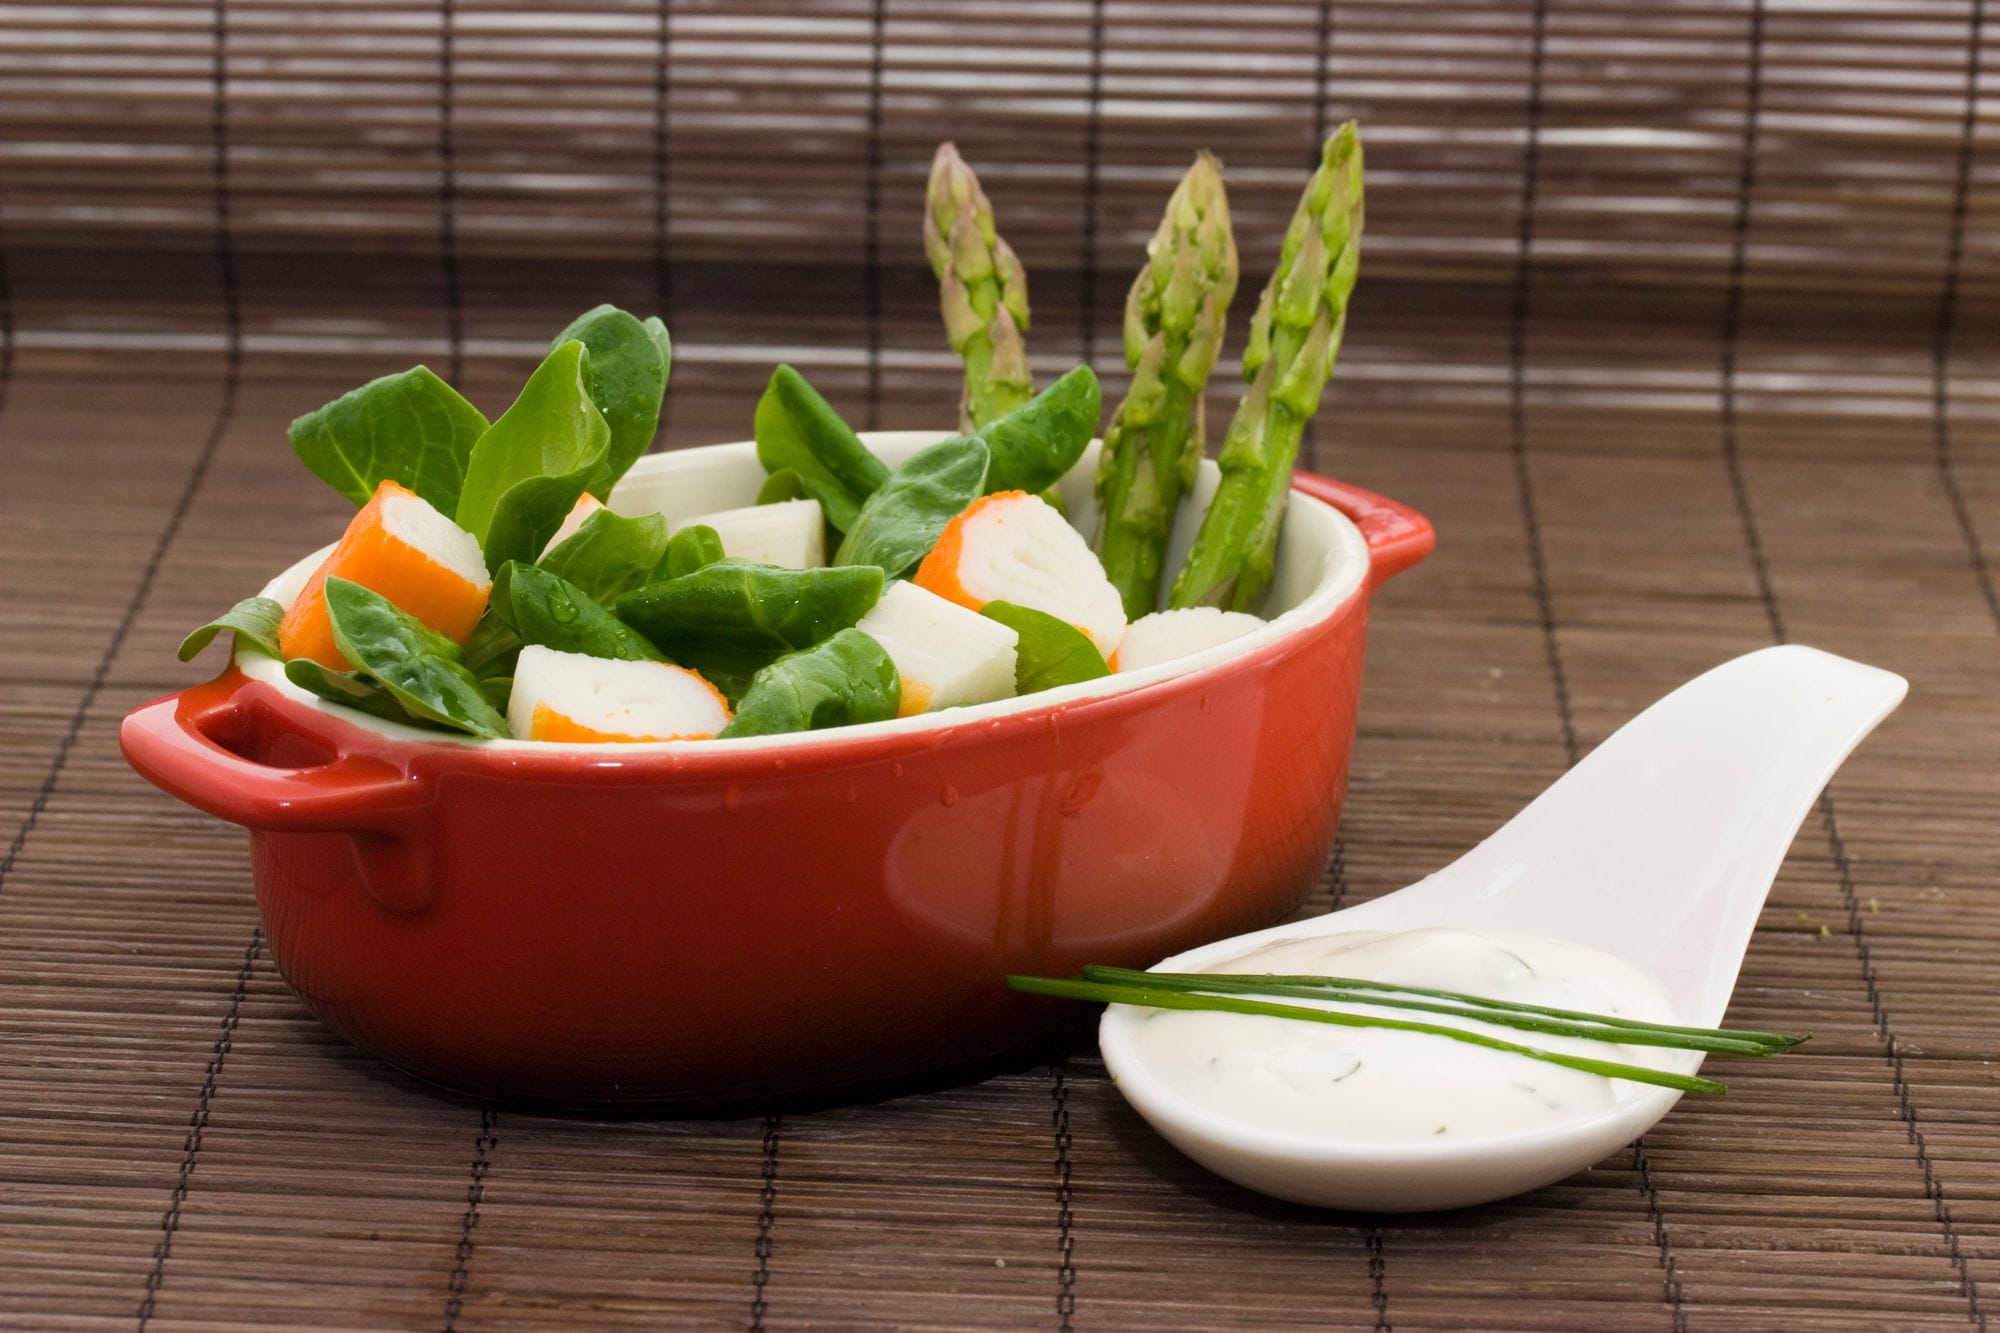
(1362, 646, 1906, 1026)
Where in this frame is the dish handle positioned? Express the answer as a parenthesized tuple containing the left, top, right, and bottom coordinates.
(1292, 472, 1435, 589)
(120, 669, 437, 914)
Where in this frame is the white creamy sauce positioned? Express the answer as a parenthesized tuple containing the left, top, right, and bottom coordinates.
(1128, 928, 1685, 1144)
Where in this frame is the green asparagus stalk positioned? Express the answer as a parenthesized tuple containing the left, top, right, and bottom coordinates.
(1093, 152, 1239, 619)
(926, 143, 1033, 431)
(1168, 122, 1363, 611)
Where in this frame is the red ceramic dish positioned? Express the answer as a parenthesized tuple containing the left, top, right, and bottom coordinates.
(121, 436, 1432, 1106)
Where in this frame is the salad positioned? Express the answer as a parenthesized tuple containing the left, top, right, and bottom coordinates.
(179, 126, 1365, 743)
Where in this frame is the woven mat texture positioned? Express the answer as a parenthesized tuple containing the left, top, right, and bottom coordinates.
(3, 2, 2000, 1329)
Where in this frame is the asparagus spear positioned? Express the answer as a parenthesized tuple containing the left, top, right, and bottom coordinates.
(1093, 152, 1239, 619)
(926, 143, 1033, 431)
(1168, 122, 1363, 611)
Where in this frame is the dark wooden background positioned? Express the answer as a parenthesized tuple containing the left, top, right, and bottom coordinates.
(1, 1, 1997, 1328)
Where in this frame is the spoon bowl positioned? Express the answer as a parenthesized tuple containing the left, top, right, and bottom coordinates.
(1099, 645, 1908, 1210)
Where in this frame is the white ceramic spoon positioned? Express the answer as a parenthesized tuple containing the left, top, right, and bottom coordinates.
(1098, 645, 1907, 1211)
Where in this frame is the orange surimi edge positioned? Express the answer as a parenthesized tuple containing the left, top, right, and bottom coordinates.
(896, 679, 935, 718)
(278, 479, 491, 669)
(912, 490, 1023, 611)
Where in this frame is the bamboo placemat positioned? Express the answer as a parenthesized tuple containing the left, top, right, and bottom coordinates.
(3, 1, 1999, 1328)
(5, 336, 1997, 1329)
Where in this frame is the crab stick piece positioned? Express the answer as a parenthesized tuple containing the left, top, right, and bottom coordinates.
(672, 498, 825, 569)
(914, 491, 1126, 658)
(542, 492, 607, 556)
(506, 645, 731, 742)
(279, 479, 491, 669)
(1111, 607, 1264, 672)
(855, 580, 1019, 716)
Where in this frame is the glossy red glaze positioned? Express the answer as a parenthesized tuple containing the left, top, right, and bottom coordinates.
(121, 472, 1433, 1107)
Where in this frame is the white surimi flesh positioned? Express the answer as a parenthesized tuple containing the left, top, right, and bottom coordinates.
(856, 581, 1019, 715)
(943, 495, 1126, 658)
(1113, 607, 1264, 672)
(672, 498, 825, 569)
(379, 486, 490, 591)
(507, 645, 731, 742)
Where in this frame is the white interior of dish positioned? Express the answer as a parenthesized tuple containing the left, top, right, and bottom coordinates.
(242, 433, 1371, 751)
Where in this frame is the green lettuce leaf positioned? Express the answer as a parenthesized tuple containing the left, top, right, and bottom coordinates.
(551, 305, 670, 499)
(756, 468, 810, 505)
(284, 658, 421, 726)
(322, 577, 507, 738)
(976, 364, 1100, 497)
(980, 600, 1110, 694)
(833, 437, 989, 579)
(460, 612, 522, 678)
(539, 506, 670, 604)
(616, 560, 883, 700)
(641, 316, 673, 369)
(455, 340, 610, 575)
(493, 562, 662, 662)
(659, 523, 726, 580)
(178, 596, 284, 662)
(753, 365, 889, 532)
(288, 366, 489, 513)
(479, 675, 513, 711)
(719, 629, 901, 738)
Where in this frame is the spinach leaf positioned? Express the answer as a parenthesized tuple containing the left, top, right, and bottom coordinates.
(756, 468, 810, 505)
(976, 364, 1101, 497)
(288, 366, 489, 514)
(616, 560, 883, 699)
(284, 658, 421, 726)
(539, 506, 669, 603)
(178, 596, 284, 662)
(455, 340, 610, 575)
(322, 577, 508, 738)
(659, 523, 726, 580)
(753, 365, 889, 531)
(719, 629, 901, 738)
(493, 562, 662, 662)
(460, 611, 522, 677)
(641, 316, 673, 369)
(833, 437, 989, 578)
(980, 600, 1110, 694)
(551, 305, 669, 498)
